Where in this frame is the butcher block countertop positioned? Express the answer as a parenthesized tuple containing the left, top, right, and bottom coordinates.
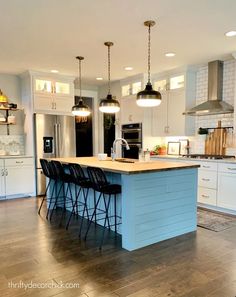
(50, 157, 200, 175)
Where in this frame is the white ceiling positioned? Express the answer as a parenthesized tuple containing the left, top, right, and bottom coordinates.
(1, 0, 236, 85)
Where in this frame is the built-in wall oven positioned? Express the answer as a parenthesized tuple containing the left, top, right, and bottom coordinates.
(121, 123, 142, 159)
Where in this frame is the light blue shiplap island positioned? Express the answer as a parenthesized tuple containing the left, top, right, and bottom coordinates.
(51, 157, 199, 251)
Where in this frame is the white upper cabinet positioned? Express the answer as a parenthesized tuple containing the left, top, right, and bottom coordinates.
(32, 73, 74, 114)
(120, 97, 144, 124)
(152, 70, 196, 137)
(121, 74, 146, 98)
(120, 74, 147, 124)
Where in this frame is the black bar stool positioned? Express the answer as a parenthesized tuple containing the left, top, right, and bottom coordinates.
(66, 163, 92, 236)
(48, 160, 73, 222)
(38, 159, 57, 216)
(84, 166, 121, 249)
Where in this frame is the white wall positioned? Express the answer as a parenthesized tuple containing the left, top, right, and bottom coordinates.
(0, 73, 24, 136)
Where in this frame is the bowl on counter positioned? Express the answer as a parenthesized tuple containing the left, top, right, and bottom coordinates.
(97, 153, 107, 161)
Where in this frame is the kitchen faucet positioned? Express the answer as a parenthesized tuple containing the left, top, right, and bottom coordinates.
(111, 138, 130, 161)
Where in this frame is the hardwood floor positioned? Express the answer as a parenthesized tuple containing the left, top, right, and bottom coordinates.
(0, 197, 236, 297)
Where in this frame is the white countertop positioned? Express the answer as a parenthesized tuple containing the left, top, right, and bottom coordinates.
(151, 154, 236, 164)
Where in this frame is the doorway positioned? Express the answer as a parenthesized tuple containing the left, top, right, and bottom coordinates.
(75, 96, 93, 157)
(103, 114, 115, 156)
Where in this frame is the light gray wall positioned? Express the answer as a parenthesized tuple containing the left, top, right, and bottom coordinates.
(0, 74, 24, 135)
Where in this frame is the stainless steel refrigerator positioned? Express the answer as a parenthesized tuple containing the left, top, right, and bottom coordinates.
(34, 113, 76, 195)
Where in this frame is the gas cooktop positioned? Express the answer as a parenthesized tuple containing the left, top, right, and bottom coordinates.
(182, 154, 235, 160)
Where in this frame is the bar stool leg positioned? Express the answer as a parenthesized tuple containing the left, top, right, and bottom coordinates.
(79, 187, 90, 237)
(46, 181, 56, 220)
(114, 194, 117, 234)
(99, 194, 111, 250)
(38, 179, 51, 215)
(66, 187, 81, 230)
(84, 192, 102, 240)
(49, 181, 64, 221)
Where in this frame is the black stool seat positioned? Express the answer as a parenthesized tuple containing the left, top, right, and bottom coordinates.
(101, 184, 121, 195)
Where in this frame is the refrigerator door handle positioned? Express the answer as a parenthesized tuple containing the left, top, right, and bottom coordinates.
(57, 123, 61, 158)
(54, 123, 59, 157)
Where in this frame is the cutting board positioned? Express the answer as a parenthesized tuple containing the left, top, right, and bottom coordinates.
(204, 121, 227, 155)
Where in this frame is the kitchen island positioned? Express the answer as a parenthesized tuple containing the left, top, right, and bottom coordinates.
(50, 157, 199, 251)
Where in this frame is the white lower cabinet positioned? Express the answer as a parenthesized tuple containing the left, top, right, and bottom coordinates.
(198, 187, 217, 206)
(0, 159, 5, 198)
(0, 158, 35, 199)
(217, 163, 236, 211)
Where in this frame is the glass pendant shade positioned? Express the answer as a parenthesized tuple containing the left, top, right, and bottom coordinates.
(71, 56, 91, 117)
(72, 100, 91, 116)
(136, 20, 162, 107)
(136, 82, 162, 107)
(99, 41, 120, 114)
(99, 94, 120, 113)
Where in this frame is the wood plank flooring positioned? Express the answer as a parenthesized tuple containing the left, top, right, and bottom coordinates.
(0, 197, 236, 297)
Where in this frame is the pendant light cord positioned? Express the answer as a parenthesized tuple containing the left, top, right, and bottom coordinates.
(78, 58, 82, 102)
(108, 44, 111, 95)
(148, 24, 151, 84)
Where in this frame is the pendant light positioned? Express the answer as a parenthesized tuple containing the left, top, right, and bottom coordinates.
(136, 20, 162, 107)
(99, 42, 120, 113)
(72, 56, 91, 117)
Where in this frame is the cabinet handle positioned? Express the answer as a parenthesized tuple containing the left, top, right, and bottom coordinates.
(202, 165, 210, 168)
(227, 167, 236, 171)
(202, 178, 210, 181)
(5, 169, 8, 176)
(201, 194, 209, 198)
(1, 169, 4, 176)
(54, 102, 56, 109)
(16, 161, 23, 164)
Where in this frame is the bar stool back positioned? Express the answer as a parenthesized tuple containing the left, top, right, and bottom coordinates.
(85, 166, 121, 249)
(48, 160, 73, 222)
(38, 159, 55, 215)
(66, 163, 92, 235)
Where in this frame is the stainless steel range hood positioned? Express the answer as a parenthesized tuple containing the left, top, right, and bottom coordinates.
(183, 60, 234, 116)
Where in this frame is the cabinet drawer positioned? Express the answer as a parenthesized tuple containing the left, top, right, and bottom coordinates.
(5, 158, 34, 167)
(199, 161, 217, 171)
(198, 170, 217, 189)
(198, 187, 217, 206)
(218, 163, 236, 173)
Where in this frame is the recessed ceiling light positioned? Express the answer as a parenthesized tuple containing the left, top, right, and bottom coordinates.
(96, 77, 103, 81)
(51, 69, 59, 73)
(165, 52, 176, 57)
(124, 66, 133, 71)
(225, 31, 236, 37)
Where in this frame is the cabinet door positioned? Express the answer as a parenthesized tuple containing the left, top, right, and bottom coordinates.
(168, 89, 185, 136)
(218, 172, 236, 210)
(5, 165, 34, 198)
(54, 96, 74, 114)
(151, 92, 168, 136)
(0, 160, 5, 199)
(54, 81, 73, 97)
(120, 97, 144, 124)
(34, 78, 53, 95)
(34, 95, 54, 112)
